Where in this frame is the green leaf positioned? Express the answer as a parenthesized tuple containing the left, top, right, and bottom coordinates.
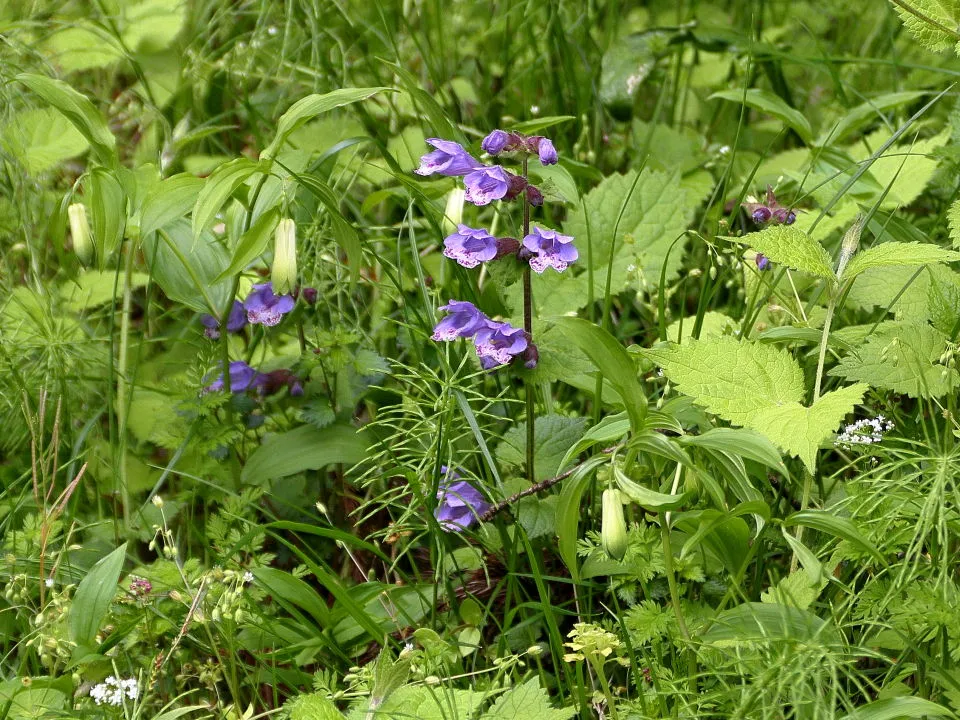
(842, 241, 960, 281)
(731, 225, 836, 280)
(830, 321, 959, 398)
(41, 23, 124, 73)
(286, 693, 344, 720)
(85, 168, 126, 267)
(749, 383, 868, 472)
(890, 0, 960, 53)
(703, 601, 838, 646)
(16, 73, 117, 167)
(613, 463, 691, 511)
(495, 414, 588, 481)
(783, 510, 885, 562)
(642, 336, 805, 426)
(140, 173, 205, 238)
(509, 116, 577, 135)
(251, 567, 330, 628)
(480, 677, 576, 720)
(367, 647, 411, 712)
(555, 456, 607, 583)
(560, 412, 630, 469)
(853, 129, 949, 208)
(121, 0, 187, 53)
(948, 198, 960, 249)
(214, 207, 280, 282)
(69, 543, 126, 646)
(345, 685, 485, 720)
(191, 157, 260, 238)
(711, 88, 813, 143)
(839, 697, 953, 720)
(818, 91, 926, 145)
(262, 87, 390, 159)
(680, 428, 789, 477)
(1, 108, 89, 174)
(241, 423, 368, 487)
(61, 270, 150, 312)
(551, 317, 647, 432)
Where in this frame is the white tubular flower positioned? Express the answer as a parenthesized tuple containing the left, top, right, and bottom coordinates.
(271, 218, 298, 295)
(68, 203, 94, 266)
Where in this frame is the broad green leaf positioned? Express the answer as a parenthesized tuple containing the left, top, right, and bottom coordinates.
(749, 383, 868, 472)
(140, 173, 204, 237)
(642, 336, 805, 426)
(784, 510, 885, 562)
(510, 115, 576, 135)
(560, 412, 630, 469)
(142, 218, 232, 313)
(551, 317, 647, 431)
(285, 693, 344, 720)
(839, 697, 953, 720)
(241, 423, 368, 487)
(191, 157, 260, 238)
(121, 0, 187, 53)
(841, 241, 960, 281)
(2, 108, 89, 174)
(495, 414, 588, 481)
(818, 91, 926, 145)
(262, 87, 390, 159)
(150, 706, 212, 720)
(853, 129, 949, 208)
(555, 456, 607, 583)
(345, 685, 485, 720)
(731, 225, 836, 280)
(703, 601, 837, 646)
(41, 23, 124, 72)
(479, 677, 576, 720)
(780, 526, 825, 584)
(830, 321, 959, 398)
(61, 270, 150, 313)
(680, 427, 789, 477)
(214, 207, 280, 282)
(16, 73, 117, 167)
(676, 510, 752, 574)
(711, 88, 813, 143)
(949, 198, 960, 249)
(251, 567, 330, 628)
(890, 0, 960, 53)
(600, 32, 670, 118)
(85, 167, 126, 267)
(69, 543, 127, 646)
(614, 463, 691, 511)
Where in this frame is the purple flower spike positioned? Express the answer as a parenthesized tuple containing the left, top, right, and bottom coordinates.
(244, 282, 295, 327)
(463, 166, 512, 206)
(416, 139, 483, 177)
(481, 130, 510, 155)
(537, 138, 558, 165)
(435, 479, 491, 530)
(200, 300, 247, 339)
(755, 253, 770, 271)
(432, 300, 489, 341)
(522, 226, 578, 273)
(473, 321, 528, 369)
(443, 224, 499, 268)
(205, 360, 263, 394)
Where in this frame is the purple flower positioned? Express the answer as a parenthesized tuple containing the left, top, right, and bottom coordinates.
(200, 301, 247, 339)
(443, 224, 499, 268)
(751, 206, 772, 224)
(522, 226, 578, 273)
(205, 360, 263, 394)
(415, 139, 482, 177)
(481, 130, 510, 155)
(244, 282, 295, 326)
(463, 166, 512, 206)
(756, 253, 770, 271)
(773, 208, 796, 225)
(432, 300, 489, 341)
(537, 138, 558, 165)
(473, 321, 528, 369)
(434, 478, 491, 530)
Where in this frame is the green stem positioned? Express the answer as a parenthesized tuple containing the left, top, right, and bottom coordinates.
(522, 157, 535, 485)
(661, 512, 690, 642)
(115, 242, 135, 531)
(587, 654, 620, 720)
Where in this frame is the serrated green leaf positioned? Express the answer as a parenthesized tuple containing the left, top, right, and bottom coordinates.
(830, 321, 958, 397)
(495, 414, 588, 481)
(191, 157, 260, 238)
(480, 677, 576, 720)
(949, 198, 960, 249)
(842, 242, 960, 281)
(890, 0, 960, 53)
(642, 336, 805, 426)
(732, 225, 836, 279)
(286, 693, 344, 720)
(853, 129, 948, 208)
(69, 544, 127, 646)
(345, 685, 485, 720)
(711, 88, 813, 143)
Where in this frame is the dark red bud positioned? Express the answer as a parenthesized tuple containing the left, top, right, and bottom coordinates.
(494, 237, 521, 259)
(526, 185, 544, 207)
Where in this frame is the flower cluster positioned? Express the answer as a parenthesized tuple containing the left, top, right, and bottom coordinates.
(836, 416, 895, 447)
(90, 676, 138, 706)
(204, 361, 304, 396)
(200, 281, 295, 338)
(434, 466, 490, 531)
(743, 187, 796, 226)
(432, 300, 534, 370)
(128, 577, 152, 597)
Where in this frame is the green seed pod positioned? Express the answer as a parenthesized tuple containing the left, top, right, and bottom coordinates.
(272, 218, 298, 295)
(67, 203, 93, 266)
(601, 489, 628, 561)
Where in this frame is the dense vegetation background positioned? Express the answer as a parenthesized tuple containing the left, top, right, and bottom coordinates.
(4, 0, 960, 718)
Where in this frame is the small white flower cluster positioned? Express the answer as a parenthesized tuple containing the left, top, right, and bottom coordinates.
(836, 416, 895, 447)
(90, 676, 138, 706)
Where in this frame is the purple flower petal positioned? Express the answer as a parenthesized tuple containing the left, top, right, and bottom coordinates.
(205, 360, 262, 394)
(244, 282, 295, 326)
(434, 479, 491, 531)
(463, 166, 511, 206)
(473, 321, 528, 368)
(416, 139, 483, 177)
(443, 224, 499, 268)
(537, 138, 558, 165)
(481, 129, 510, 155)
(432, 300, 489, 341)
(522, 226, 578, 274)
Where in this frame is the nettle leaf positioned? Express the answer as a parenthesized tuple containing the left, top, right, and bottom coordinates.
(890, 0, 960, 54)
(749, 383, 867, 472)
(496, 414, 589, 481)
(949, 198, 960, 249)
(830, 321, 959, 398)
(841, 241, 960, 281)
(480, 677, 576, 720)
(732, 225, 836, 280)
(711, 88, 813, 144)
(853, 129, 949, 208)
(642, 336, 805, 426)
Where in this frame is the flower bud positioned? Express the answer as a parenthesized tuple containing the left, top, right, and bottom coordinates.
(525, 185, 544, 207)
(601, 489, 628, 561)
(481, 129, 510, 155)
(68, 203, 94, 266)
(272, 218, 297, 295)
(536, 138, 558, 165)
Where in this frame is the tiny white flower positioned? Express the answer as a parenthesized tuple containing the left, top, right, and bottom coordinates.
(45, 578, 54, 588)
(719, 145, 731, 155)
(89, 676, 138, 706)
(530, 105, 540, 115)
(267, 26, 278, 35)
(242, 571, 254, 584)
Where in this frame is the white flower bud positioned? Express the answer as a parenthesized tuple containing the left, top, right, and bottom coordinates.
(272, 218, 298, 295)
(68, 203, 94, 266)
(601, 489, 628, 561)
